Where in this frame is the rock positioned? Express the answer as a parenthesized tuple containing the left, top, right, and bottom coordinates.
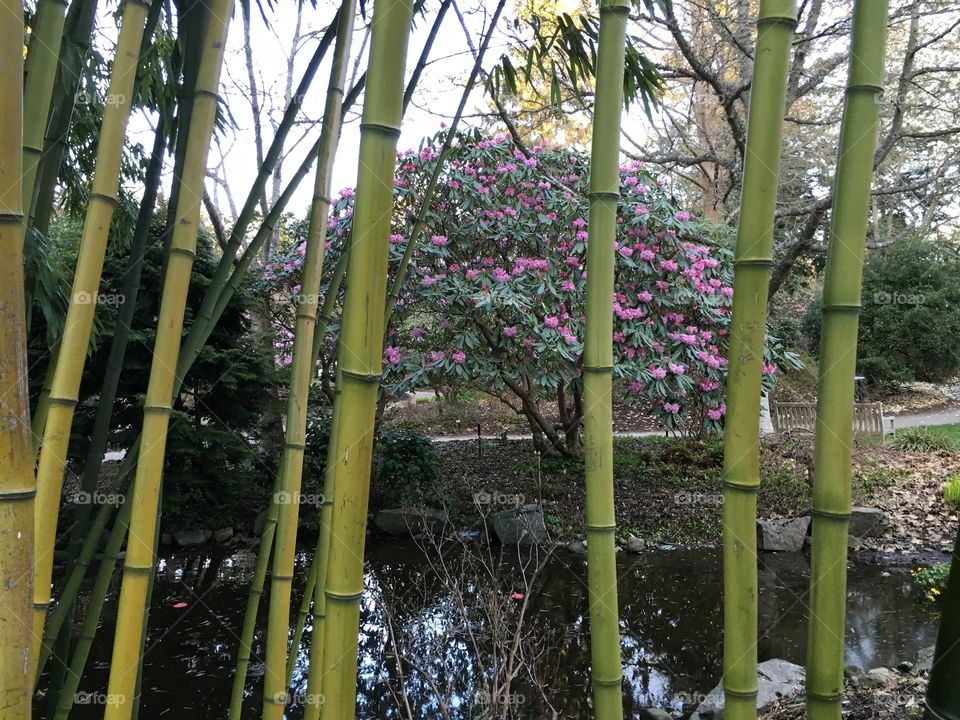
(690, 658, 805, 719)
(848, 507, 889, 539)
(253, 511, 267, 537)
(627, 534, 646, 553)
(640, 709, 672, 720)
(844, 664, 864, 679)
(848, 535, 863, 551)
(567, 541, 587, 554)
(492, 503, 548, 545)
(896, 661, 914, 673)
(214, 527, 234, 545)
(174, 528, 212, 547)
(917, 645, 935, 672)
(861, 667, 898, 688)
(756, 517, 810, 552)
(374, 508, 448, 537)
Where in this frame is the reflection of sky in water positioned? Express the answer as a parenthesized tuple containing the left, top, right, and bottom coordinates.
(55, 544, 938, 719)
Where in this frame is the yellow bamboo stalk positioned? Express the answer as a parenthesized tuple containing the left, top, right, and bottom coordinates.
(0, 4, 35, 715)
(102, 1, 233, 715)
(317, 0, 414, 715)
(261, 1, 356, 716)
(31, 0, 151, 671)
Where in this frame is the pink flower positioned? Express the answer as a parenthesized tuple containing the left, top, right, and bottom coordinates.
(700, 379, 720, 392)
(384, 346, 401, 365)
(674, 210, 691, 222)
(572, 217, 587, 229)
(411, 327, 426, 340)
(431, 235, 449, 247)
(669, 363, 686, 375)
(637, 291, 653, 303)
(503, 326, 518, 337)
(544, 316, 560, 329)
(429, 350, 445, 364)
(639, 249, 656, 261)
(492, 268, 510, 282)
(452, 349, 466, 364)
(762, 362, 777, 376)
(634, 204, 649, 216)
(650, 367, 667, 380)
(707, 405, 725, 421)
(663, 402, 681, 414)
(562, 281, 576, 292)
(721, 286, 734, 298)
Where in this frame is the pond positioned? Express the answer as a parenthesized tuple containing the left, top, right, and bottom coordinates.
(49, 541, 935, 719)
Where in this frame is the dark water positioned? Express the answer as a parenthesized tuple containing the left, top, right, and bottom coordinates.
(47, 542, 936, 719)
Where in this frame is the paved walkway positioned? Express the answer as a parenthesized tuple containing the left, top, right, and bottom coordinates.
(889, 407, 960, 429)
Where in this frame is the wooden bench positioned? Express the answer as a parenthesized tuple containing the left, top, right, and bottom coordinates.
(770, 401, 886, 438)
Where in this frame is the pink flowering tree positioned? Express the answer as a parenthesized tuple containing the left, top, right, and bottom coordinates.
(263, 133, 797, 456)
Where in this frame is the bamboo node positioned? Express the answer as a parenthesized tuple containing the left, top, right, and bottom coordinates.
(143, 405, 172, 416)
(341, 368, 382, 384)
(846, 83, 884, 96)
(757, 14, 799, 30)
(193, 89, 221, 102)
(592, 675, 624, 687)
(584, 523, 617, 533)
(0, 212, 25, 222)
(722, 480, 760, 494)
(324, 589, 363, 602)
(587, 191, 620, 201)
(0, 489, 37, 502)
(284, 442, 307, 451)
(49, 397, 79, 408)
(722, 685, 759, 699)
(807, 689, 844, 702)
(821, 303, 861, 313)
(89, 192, 119, 207)
(122, 565, 154, 576)
(733, 258, 774, 269)
(168, 246, 198, 260)
(359, 122, 402, 138)
(810, 508, 852, 520)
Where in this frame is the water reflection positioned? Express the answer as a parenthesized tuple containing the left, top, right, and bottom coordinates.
(53, 543, 935, 719)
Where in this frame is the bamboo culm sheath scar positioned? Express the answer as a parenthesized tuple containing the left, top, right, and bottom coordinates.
(806, 3, 889, 719)
(720, 4, 796, 720)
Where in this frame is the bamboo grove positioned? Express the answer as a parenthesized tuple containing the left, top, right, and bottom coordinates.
(0, 0, 955, 719)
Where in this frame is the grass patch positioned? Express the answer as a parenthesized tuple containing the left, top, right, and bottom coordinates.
(893, 426, 957, 452)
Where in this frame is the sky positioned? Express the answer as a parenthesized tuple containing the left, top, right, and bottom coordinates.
(112, 0, 653, 223)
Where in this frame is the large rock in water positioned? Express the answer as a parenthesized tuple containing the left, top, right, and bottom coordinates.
(756, 517, 810, 552)
(690, 658, 805, 719)
(492, 503, 547, 545)
(847, 507, 888, 538)
(374, 508, 448, 536)
(174, 528, 212, 547)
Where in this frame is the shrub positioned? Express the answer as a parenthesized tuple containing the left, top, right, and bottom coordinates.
(913, 564, 950, 603)
(373, 429, 444, 509)
(893, 427, 956, 453)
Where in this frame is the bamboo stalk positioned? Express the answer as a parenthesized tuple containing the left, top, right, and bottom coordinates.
(102, 2, 233, 714)
(29, 0, 100, 236)
(22, 0, 67, 238)
(581, 1, 629, 717)
(53, 488, 134, 719)
(0, 3, 34, 715)
(806, 3, 888, 719)
(31, 0, 153, 672)
(261, 3, 356, 716)
(719, 4, 796, 720)
(317, 2, 414, 716)
(925, 521, 960, 720)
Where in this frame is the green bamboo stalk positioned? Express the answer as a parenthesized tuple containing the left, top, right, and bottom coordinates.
(53, 488, 134, 719)
(925, 520, 960, 720)
(262, 3, 356, 716)
(383, 0, 507, 331)
(37, 46, 173, 687)
(31, 0, 153, 674)
(32, 341, 59, 458)
(719, 4, 796, 720)
(103, 2, 233, 714)
(29, 0, 100, 236)
(317, 2, 414, 716)
(0, 4, 34, 715)
(22, 0, 68, 236)
(806, 3, 888, 719)
(581, 1, 629, 717)
(227, 464, 282, 719)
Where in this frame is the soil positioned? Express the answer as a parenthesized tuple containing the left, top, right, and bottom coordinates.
(414, 434, 958, 560)
(382, 390, 661, 436)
